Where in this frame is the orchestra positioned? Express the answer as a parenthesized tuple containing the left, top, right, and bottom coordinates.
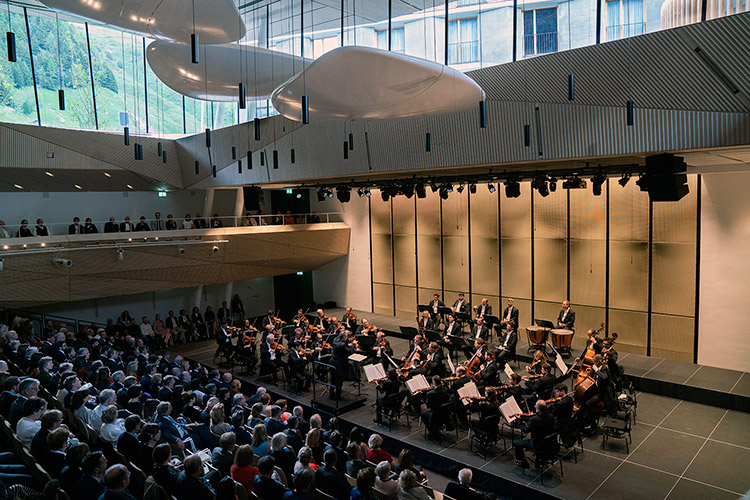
(208, 301, 626, 446)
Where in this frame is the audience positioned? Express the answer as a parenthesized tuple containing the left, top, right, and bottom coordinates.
(444, 468, 485, 500)
(101, 464, 138, 500)
(374, 461, 399, 500)
(230, 444, 259, 496)
(15, 396, 47, 446)
(397, 470, 430, 500)
(211, 432, 236, 477)
(366, 434, 392, 464)
(351, 468, 378, 500)
(76, 451, 107, 500)
(254, 456, 289, 500)
(176, 454, 216, 500)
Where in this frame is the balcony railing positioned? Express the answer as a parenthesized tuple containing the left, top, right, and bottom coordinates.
(448, 40, 479, 64)
(524, 31, 558, 56)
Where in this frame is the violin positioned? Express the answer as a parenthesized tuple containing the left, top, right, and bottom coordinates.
(521, 373, 544, 381)
(544, 395, 566, 405)
(343, 311, 357, 323)
(526, 358, 543, 373)
(513, 412, 537, 420)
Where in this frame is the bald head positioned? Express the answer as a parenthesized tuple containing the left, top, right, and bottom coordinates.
(184, 454, 203, 477)
(104, 464, 130, 491)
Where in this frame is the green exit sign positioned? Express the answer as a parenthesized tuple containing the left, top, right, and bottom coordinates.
(158, 191, 167, 198)
(297, 272, 303, 275)
(286, 189, 293, 194)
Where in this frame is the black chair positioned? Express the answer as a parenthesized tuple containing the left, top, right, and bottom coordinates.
(529, 433, 563, 485)
(423, 402, 459, 444)
(376, 393, 410, 431)
(470, 413, 501, 459)
(601, 407, 633, 453)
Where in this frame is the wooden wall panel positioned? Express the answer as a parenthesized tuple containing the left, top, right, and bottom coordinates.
(471, 237, 499, 297)
(442, 236, 470, 293)
(394, 285, 418, 319)
(500, 238, 531, 300)
(534, 239, 567, 302)
(609, 241, 649, 312)
(372, 283, 394, 316)
(416, 235, 442, 289)
(393, 235, 417, 287)
(651, 314, 695, 362)
(570, 240, 606, 307)
(652, 243, 697, 317)
(608, 309, 648, 355)
(371, 234, 393, 284)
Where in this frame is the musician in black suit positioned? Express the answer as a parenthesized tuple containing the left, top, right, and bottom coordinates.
(496, 322, 518, 367)
(17, 219, 33, 237)
(429, 294, 445, 323)
(418, 310, 434, 334)
(401, 334, 425, 369)
(477, 350, 500, 389)
(550, 385, 576, 447)
(452, 293, 471, 316)
(413, 342, 445, 378)
(578, 328, 604, 359)
(557, 300, 575, 330)
(441, 314, 461, 358)
(364, 331, 393, 369)
(68, 217, 82, 235)
(423, 376, 452, 441)
(287, 342, 311, 394)
(104, 217, 120, 233)
(469, 317, 489, 342)
(524, 363, 556, 405)
(474, 297, 492, 320)
(514, 399, 555, 468)
(260, 333, 288, 383)
(375, 369, 404, 424)
(330, 331, 354, 400)
(501, 298, 519, 328)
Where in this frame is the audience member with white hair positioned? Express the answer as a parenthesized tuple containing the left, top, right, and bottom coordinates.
(444, 468, 485, 500)
(375, 461, 399, 500)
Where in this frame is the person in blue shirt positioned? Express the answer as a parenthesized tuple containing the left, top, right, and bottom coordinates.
(98, 464, 138, 500)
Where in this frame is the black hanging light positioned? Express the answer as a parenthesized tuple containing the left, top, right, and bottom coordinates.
(301, 96, 309, 124)
(55, 14, 65, 110)
(124, 126, 130, 146)
(273, 150, 279, 169)
(348, 133, 354, 150)
(190, 0, 199, 63)
(343, 141, 348, 159)
(291, 149, 296, 164)
(157, 142, 163, 157)
(231, 146, 236, 160)
(205, 128, 211, 148)
(238, 159, 242, 174)
(523, 125, 530, 147)
(260, 151, 265, 166)
(254, 117, 261, 140)
(194, 160, 200, 175)
(162, 150, 167, 163)
(626, 100, 634, 126)
(479, 100, 486, 128)
(247, 151, 252, 170)
(425, 133, 431, 152)
(5, 0, 16, 63)
(568, 74, 575, 101)
(212, 165, 217, 178)
(238, 82, 246, 109)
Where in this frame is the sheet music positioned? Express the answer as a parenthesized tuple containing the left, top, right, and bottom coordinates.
(349, 353, 367, 362)
(446, 353, 455, 374)
(457, 382, 481, 405)
(405, 374, 430, 395)
(555, 353, 569, 374)
(363, 363, 386, 382)
(504, 363, 515, 382)
(499, 397, 523, 424)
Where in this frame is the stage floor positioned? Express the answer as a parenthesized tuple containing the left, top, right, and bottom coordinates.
(173, 310, 750, 500)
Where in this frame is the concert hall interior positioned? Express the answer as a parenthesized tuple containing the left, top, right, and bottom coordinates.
(0, 1, 749, 500)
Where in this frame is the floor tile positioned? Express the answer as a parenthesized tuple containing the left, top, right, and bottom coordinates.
(589, 461, 678, 500)
(709, 410, 750, 449)
(627, 428, 705, 475)
(583, 421, 654, 458)
(729, 372, 750, 397)
(684, 365, 744, 393)
(630, 392, 680, 426)
(683, 439, 750, 495)
(644, 359, 700, 384)
(619, 355, 664, 377)
(527, 451, 622, 500)
(664, 478, 741, 500)
(659, 401, 726, 437)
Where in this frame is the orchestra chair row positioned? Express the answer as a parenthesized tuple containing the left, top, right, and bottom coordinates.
(373, 399, 411, 431)
(422, 403, 460, 445)
(520, 432, 564, 485)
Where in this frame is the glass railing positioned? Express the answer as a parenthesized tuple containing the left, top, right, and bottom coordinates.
(0, 212, 345, 239)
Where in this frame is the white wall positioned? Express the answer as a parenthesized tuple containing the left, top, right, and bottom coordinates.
(0, 190, 206, 234)
(26, 277, 274, 324)
(698, 172, 750, 371)
(310, 194, 372, 312)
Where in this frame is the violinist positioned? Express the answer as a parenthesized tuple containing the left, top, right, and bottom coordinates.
(550, 385, 576, 447)
(401, 335, 425, 369)
(513, 400, 555, 469)
(462, 337, 487, 362)
(343, 307, 357, 330)
(523, 363, 555, 406)
(315, 309, 331, 331)
(330, 329, 354, 401)
(423, 376, 451, 441)
(430, 293, 445, 324)
(446, 366, 472, 425)
(526, 350, 546, 375)
(214, 318, 234, 362)
(364, 331, 393, 370)
(418, 310, 434, 334)
(292, 309, 307, 326)
(477, 350, 500, 389)
(375, 368, 405, 425)
(287, 341, 311, 394)
(414, 342, 445, 378)
(262, 309, 277, 329)
(355, 318, 374, 336)
(260, 333, 288, 383)
(235, 319, 259, 374)
(496, 321, 518, 367)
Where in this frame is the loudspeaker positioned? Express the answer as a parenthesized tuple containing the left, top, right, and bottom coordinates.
(644, 154, 689, 202)
(243, 186, 261, 211)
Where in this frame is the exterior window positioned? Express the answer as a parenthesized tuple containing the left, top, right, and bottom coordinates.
(606, 0, 645, 40)
(457, 0, 486, 6)
(376, 28, 405, 54)
(448, 18, 479, 64)
(523, 8, 558, 56)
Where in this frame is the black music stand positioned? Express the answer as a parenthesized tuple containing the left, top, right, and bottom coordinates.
(484, 315, 500, 327)
(455, 311, 471, 332)
(437, 306, 453, 318)
(417, 304, 431, 314)
(535, 319, 556, 329)
(424, 329, 441, 343)
(399, 326, 420, 339)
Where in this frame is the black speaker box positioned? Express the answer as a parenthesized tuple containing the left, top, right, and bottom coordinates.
(243, 186, 261, 211)
(645, 154, 689, 202)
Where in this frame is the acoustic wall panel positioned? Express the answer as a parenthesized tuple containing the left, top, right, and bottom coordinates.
(500, 183, 531, 239)
(393, 235, 417, 287)
(471, 237, 500, 297)
(441, 190, 469, 237)
(442, 236, 470, 293)
(534, 300, 562, 326)
(500, 237, 532, 300)
(609, 241, 649, 312)
(652, 242, 697, 317)
(373, 282, 395, 316)
(512, 298, 533, 331)
(534, 239, 567, 302)
(395, 285, 418, 319)
(651, 314, 695, 362)
(371, 234, 393, 284)
(533, 191, 567, 239)
(609, 181, 650, 241)
(652, 175, 698, 243)
(608, 309, 648, 355)
(416, 235, 442, 289)
(470, 187, 498, 238)
(570, 240, 606, 307)
(570, 185, 607, 240)
(392, 196, 416, 235)
(419, 288, 443, 307)
(416, 190, 441, 236)
(370, 191, 392, 235)
(573, 305, 607, 337)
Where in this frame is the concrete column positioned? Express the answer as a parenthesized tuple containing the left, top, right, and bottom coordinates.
(193, 286, 203, 309)
(224, 282, 234, 308)
(203, 188, 215, 219)
(233, 187, 245, 227)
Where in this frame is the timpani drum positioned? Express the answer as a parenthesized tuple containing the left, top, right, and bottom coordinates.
(551, 329, 574, 355)
(526, 326, 550, 351)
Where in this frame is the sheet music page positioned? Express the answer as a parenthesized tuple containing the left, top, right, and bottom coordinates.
(406, 374, 430, 394)
(499, 397, 523, 424)
(555, 353, 568, 374)
(504, 363, 515, 382)
(363, 363, 386, 382)
(349, 353, 367, 362)
(457, 382, 481, 405)
(447, 354, 456, 374)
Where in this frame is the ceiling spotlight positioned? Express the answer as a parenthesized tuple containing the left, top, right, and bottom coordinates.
(327, 190, 334, 198)
(40, 243, 46, 247)
(591, 172, 606, 196)
(618, 173, 631, 187)
(635, 174, 648, 191)
(488, 184, 496, 193)
(457, 184, 465, 193)
(178, 246, 185, 255)
(317, 189, 327, 202)
(116, 248, 124, 261)
(74, 184, 82, 190)
(126, 184, 134, 190)
(469, 183, 477, 194)
(336, 188, 351, 203)
(415, 183, 426, 199)
(52, 257, 72, 267)
(538, 181, 549, 197)
(357, 189, 365, 198)
(212, 244, 219, 253)
(45, 171, 54, 177)
(401, 184, 414, 199)
(103, 172, 111, 177)
(430, 181, 439, 193)
(2, 245, 7, 250)
(381, 190, 390, 202)
(549, 178, 558, 192)
(365, 189, 371, 197)
(439, 187, 449, 200)
(504, 179, 521, 198)
(14, 184, 23, 190)
(295, 190, 302, 199)
(562, 177, 586, 189)
(446, 183, 453, 193)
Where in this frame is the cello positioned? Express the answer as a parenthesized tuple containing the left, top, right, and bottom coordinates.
(571, 323, 604, 409)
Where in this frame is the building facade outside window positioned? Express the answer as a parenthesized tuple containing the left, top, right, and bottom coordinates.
(606, 0, 645, 40)
(448, 17, 479, 64)
(376, 28, 405, 54)
(523, 8, 558, 56)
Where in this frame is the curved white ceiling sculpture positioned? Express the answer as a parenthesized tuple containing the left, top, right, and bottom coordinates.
(147, 40, 309, 101)
(38, 0, 246, 44)
(271, 46, 485, 121)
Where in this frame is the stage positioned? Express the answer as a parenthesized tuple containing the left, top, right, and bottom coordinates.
(173, 309, 750, 500)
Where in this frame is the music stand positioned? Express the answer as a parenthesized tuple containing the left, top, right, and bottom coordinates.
(423, 329, 441, 342)
(484, 315, 500, 327)
(437, 306, 453, 317)
(534, 319, 556, 329)
(399, 326, 420, 339)
(455, 311, 471, 332)
(417, 304, 431, 313)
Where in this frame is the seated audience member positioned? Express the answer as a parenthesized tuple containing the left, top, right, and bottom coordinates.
(374, 461, 399, 500)
(35, 218, 50, 236)
(45, 427, 71, 479)
(0, 220, 13, 238)
(253, 456, 289, 500)
(120, 216, 134, 232)
(230, 410, 253, 446)
(104, 217, 120, 233)
(176, 454, 216, 500)
(152, 443, 179, 496)
(101, 464, 138, 500)
(366, 434, 392, 464)
(135, 216, 150, 231)
(91, 389, 117, 431)
(59, 442, 90, 493)
(305, 428, 325, 465)
(117, 415, 142, 464)
(83, 218, 99, 234)
(230, 444, 259, 496)
(444, 468, 484, 500)
(77, 452, 108, 500)
(100, 405, 126, 446)
(397, 470, 430, 500)
(393, 450, 425, 484)
(283, 416, 304, 452)
(293, 446, 319, 476)
(251, 424, 271, 457)
(269, 432, 296, 481)
(16, 396, 47, 446)
(346, 442, 370, 478)
(315, 449, 351, 500)
(31, 409, 63, 461)
(351, 468, 377, 500)
(211, 431, 236, 478)
(215, 477, 238, 500)
(9, 377, 40, 428)
(286, 468, 315, 500)
(137, 423, 161, 475)
(0, 376, 20, 419)
(17, 219, 33, 237)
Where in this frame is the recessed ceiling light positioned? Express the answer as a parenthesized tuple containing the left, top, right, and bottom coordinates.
(2, 245, 8, 250)
(45, 171, 54, 177)
(40, 243, 46, 247)
(126, 184, 133, 189)
(154, 236, 159, 240)
(22, 244, 27, 248)
(74, 184, 82, 189)
(103, 172, 111, 177)
(14, 184, 23, 190)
